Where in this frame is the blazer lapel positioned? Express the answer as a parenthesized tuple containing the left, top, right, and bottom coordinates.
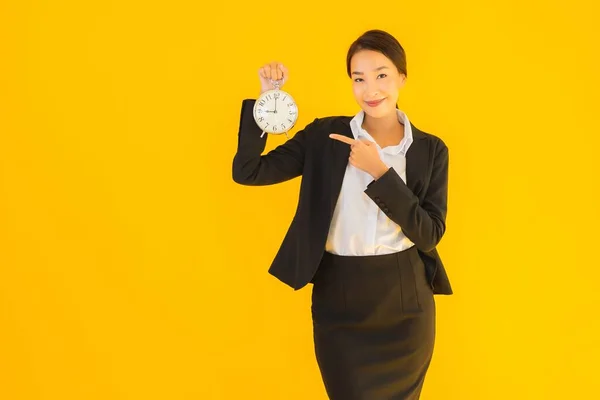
(406, 123, 428, 199)
(329, 122, 352, 213)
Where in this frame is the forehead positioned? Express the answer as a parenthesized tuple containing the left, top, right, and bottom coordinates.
(350, 49, 393, 70)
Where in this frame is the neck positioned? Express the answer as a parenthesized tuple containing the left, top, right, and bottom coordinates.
(362, 111, 404, 139)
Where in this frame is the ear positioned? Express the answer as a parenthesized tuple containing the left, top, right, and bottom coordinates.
(397, 74, 407, 89)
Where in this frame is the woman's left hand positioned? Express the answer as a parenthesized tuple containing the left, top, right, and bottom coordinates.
(329, 133, 390, 180)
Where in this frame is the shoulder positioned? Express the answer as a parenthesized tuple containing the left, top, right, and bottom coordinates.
(411, 123, 448, 154)
(295, 115, 353, 141)
(306, 115, 352, 131)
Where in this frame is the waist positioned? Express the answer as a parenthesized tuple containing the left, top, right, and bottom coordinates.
(321, 245, 418, 268)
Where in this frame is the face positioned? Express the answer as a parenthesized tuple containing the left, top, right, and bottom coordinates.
(350, 49, 406, 118)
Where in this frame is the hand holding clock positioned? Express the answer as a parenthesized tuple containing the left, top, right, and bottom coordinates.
(254, 62, 298, 137)
(258, 62, 288, 94)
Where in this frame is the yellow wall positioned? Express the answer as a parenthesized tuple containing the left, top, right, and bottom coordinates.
(1, 1, 599, 399)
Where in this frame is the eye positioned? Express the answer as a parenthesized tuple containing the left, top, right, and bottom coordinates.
(354, 78, 363, 82)
(377, 73, 387, 79)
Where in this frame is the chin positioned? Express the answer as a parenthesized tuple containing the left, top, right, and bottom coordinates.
(362, 105, 395, 119)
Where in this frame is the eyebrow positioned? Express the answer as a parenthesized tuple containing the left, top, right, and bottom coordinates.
(351, 66, 389, 75)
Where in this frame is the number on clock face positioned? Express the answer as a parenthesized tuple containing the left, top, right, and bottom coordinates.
(253, 91, 298, 134)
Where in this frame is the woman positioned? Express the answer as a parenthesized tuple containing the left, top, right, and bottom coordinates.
(232, 29, 453, 400)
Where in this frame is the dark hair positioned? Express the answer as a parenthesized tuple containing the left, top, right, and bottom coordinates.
(346, 29, 407, 78)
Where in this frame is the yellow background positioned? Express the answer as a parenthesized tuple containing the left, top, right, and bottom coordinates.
(1, 0, 599, 399)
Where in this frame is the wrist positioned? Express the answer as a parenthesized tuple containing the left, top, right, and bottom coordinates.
(371, 163, 389, 180)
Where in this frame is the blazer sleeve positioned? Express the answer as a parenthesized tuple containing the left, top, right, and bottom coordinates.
(363, 140, 449, 252)
(232, 98, 319, 186)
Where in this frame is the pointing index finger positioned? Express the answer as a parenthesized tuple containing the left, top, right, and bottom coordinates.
(329, 133, 355, 145)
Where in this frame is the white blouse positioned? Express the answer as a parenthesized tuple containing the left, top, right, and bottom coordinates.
(325, 108, 415, 256)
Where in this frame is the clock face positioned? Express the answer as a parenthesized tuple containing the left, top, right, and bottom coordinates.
(253, 90, 298, 134)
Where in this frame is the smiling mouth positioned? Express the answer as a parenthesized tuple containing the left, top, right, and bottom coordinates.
(365, 98, 385, 107)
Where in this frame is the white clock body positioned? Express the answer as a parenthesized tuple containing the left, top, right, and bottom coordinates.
(253, 89, 298, 136)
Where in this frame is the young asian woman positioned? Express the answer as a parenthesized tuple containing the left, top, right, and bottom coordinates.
(232, 29, 453, 400)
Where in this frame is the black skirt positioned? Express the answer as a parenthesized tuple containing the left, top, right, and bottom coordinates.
(310, 245, 436, 400)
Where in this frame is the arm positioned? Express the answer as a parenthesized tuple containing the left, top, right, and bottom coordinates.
(364, 141, 449, 252)
(232, 98, 318, 186)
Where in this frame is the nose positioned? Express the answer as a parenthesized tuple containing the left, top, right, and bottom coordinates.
(366, 84, 379, 98)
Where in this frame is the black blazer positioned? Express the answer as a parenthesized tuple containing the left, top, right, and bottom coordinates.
(232, 99, 453, 295)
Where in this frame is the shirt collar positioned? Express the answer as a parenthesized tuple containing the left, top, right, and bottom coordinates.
(349, 108, 413, 156)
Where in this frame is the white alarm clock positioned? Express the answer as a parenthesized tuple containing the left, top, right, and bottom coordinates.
(253, 79, 298, 139)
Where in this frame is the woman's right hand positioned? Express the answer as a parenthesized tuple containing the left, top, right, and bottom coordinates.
(258, 62, 288, 94)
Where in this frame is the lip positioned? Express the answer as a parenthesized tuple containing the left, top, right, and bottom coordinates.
(365, 98, 385, 107)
